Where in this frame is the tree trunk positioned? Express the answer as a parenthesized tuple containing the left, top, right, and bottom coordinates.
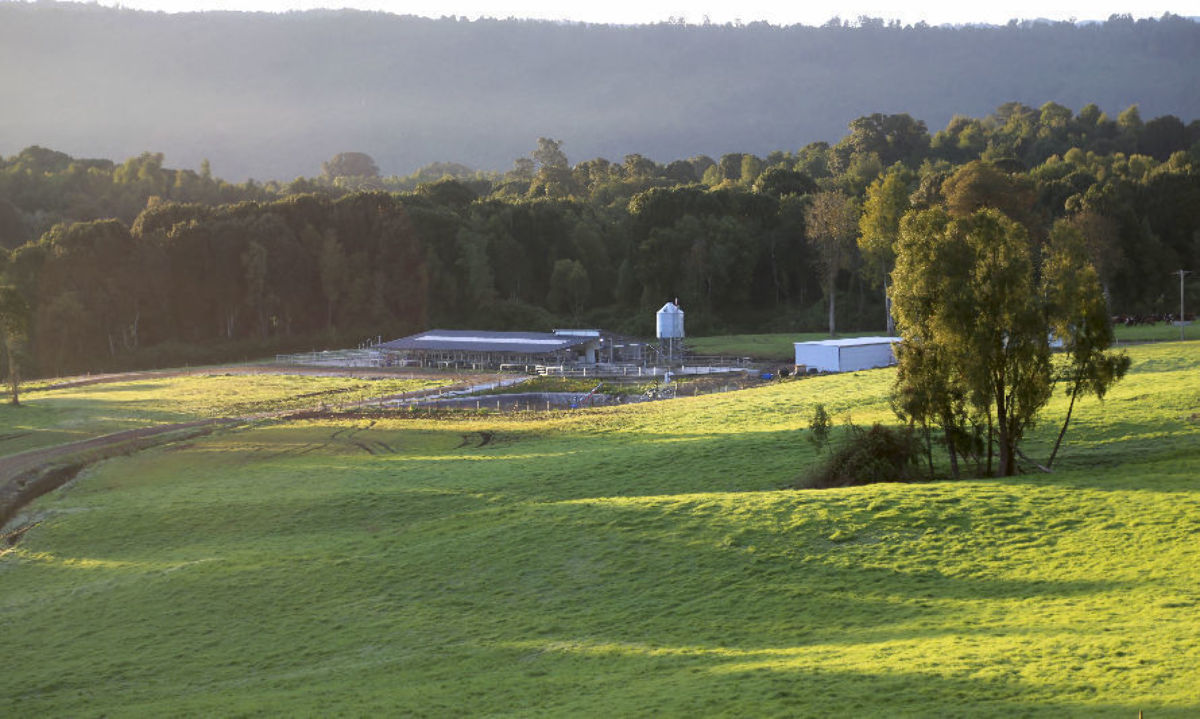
(1047, 374, 1083, 469)
(884, 279, 895, 335)
(944, 418, 961, 480)
(828, 293, 836, 337)
(771, 238, 783, 305)
(6, 343, 18, 407)
(828, 267, 837, 337)
(986, 408, 994, 477)
(129, 307, 140, 349)
(995, 379, 1013, 476)
(997, 429, 1012, 476)
(923, 421, 934, 480)
(1000, 421, 1018, 476)
(855, 271, 865, 318)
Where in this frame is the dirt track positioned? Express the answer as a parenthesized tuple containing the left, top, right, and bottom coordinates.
(0, 418, 234, 479)
(0, 365, 500, 530)
(0, 418, 241, 530)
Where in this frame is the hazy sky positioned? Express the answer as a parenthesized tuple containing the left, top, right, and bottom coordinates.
(91, 0, 1196, 26)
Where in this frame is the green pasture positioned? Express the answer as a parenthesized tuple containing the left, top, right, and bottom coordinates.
(689, 323, 1198, 361)
(2, 344, 1199, 715)
(1110, 321, 1200, 343)
(0, 372, 447, 457)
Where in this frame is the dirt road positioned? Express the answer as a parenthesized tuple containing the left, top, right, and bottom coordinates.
(1, 366, 513, 530)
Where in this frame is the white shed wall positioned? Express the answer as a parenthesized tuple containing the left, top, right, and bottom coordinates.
(794, 344, 841, 372)
(794, 338, 900, 372)
(837, 343, 897, 371)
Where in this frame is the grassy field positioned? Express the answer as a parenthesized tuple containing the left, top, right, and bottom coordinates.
(2, 344, 1199, 715)
(1110, 321, 1200, 343)
(690, 323, 1199, 361)
(0, 372, 449, 457)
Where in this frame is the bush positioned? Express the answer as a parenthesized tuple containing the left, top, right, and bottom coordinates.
(799, 423, 923, 489)
(807, 403, 833, 452)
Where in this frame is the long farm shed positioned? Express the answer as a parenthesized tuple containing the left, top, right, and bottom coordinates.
(794, 336, 902, 373)
(380, 329, 601, 368)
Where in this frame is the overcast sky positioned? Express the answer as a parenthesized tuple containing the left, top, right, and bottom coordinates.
(90, 0, 1198, 27)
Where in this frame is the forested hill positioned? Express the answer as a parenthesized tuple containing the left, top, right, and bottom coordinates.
(0, 3, 1197, 180)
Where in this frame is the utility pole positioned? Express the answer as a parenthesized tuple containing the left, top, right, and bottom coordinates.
(1173, 269, 1191, 341)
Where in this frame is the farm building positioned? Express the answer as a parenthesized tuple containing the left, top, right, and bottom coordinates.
(380, 329, 631, 369)
(794, 337, 902, 373)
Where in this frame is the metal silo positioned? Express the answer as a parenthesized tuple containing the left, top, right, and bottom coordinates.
(656, 300, 684, 364)
(656, 300, 685, 339)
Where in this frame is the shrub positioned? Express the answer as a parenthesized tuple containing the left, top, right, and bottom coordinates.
(799, 423, 923, 489)
(807, 403, 833, 453)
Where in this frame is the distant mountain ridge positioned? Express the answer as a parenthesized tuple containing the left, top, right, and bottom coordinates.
(1, 3, 1196, 180)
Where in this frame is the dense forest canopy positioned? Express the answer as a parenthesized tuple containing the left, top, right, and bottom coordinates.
(0, 4, 1198, 179)
(2, 97, 1199, 379)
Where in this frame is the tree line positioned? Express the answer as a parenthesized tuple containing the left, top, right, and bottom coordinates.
(0, 101, 1198, 385)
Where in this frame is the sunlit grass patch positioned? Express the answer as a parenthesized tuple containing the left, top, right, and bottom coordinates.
(0, 372, 448, 457)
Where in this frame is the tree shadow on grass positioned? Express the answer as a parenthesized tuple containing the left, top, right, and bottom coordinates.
(994, 453, 1200, 494)
(381, 424, 821, 500)
(492, 644, 1186, 717)
(433, 499, 1138, 646)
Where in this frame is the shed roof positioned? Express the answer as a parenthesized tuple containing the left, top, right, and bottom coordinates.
(552, 328, 602, 337)
(380, 329, 593, 355)
(794, 336, 902, 348)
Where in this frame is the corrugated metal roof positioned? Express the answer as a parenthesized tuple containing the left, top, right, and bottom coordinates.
(552, 329, 602, 337)
(380, 329, 593, 354)
(794, 336, 902, 348)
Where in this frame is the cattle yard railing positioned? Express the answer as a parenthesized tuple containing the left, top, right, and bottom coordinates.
(274, 350, 392, 367)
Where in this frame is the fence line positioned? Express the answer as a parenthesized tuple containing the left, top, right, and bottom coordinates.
(275, 350, 390, 367)
(276, 350, 759, 377)
(535, 363, 752, 378)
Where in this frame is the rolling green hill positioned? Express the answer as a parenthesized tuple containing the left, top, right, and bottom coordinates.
(2, 343, 1199, 715)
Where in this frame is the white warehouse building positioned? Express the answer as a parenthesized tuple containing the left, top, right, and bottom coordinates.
(794, 336, 903, 373)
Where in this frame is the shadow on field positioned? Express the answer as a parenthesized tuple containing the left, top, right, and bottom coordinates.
(395, 495, 1157, 713)
(498, 644, 1175, 716)
(5, 395, 196, 423)
(27, 382, 174, 399)
(373, 425, 819, 499)
(449, 505, 1131, 635)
